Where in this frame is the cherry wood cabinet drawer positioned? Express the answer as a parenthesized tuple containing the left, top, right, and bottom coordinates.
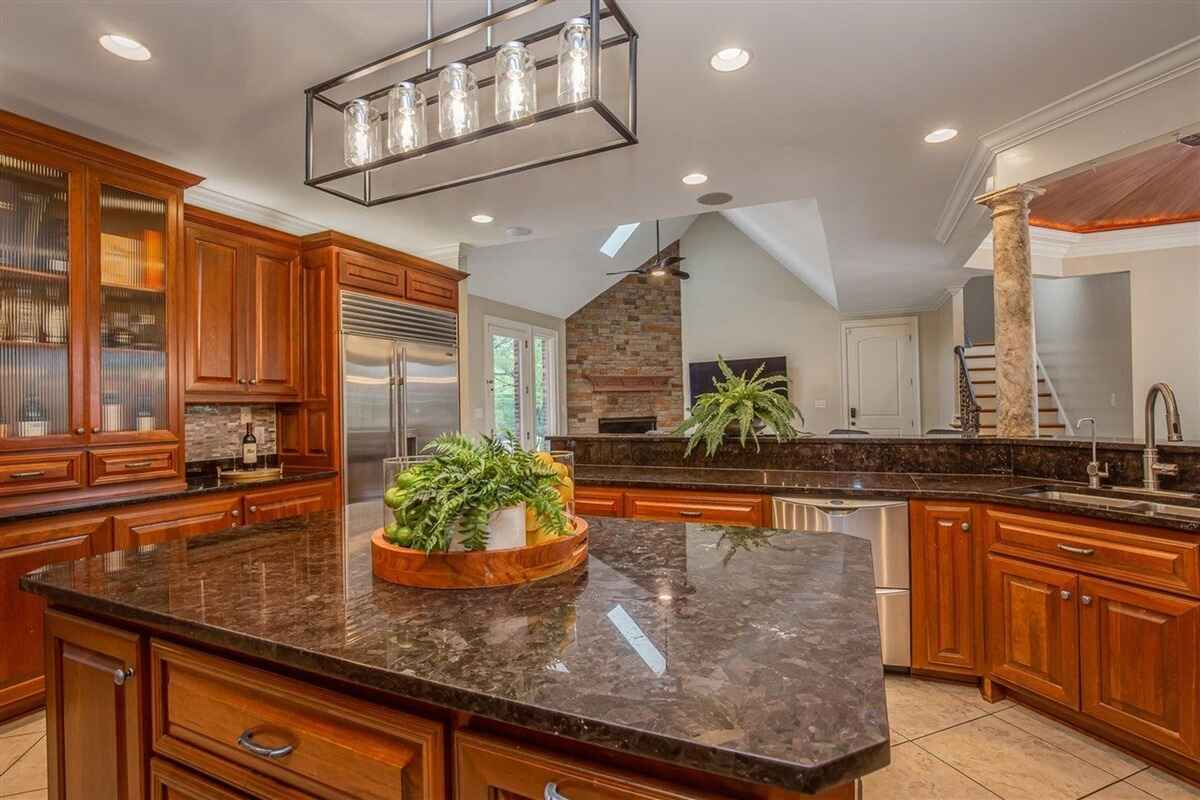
(113, 495, 243, 549)
(150, 758, 249, 800)
(984, 506, 1200, 597)
(405, 268, 458, 310)
(575, 486, 625, 517)
(242, 479, 335, 525)
(624, 489, 766, 527)
(0, 450, 85, 496)
(89, 445, 180, 486)
(150, 639, 445, 799)
(338, 250, 404, 297)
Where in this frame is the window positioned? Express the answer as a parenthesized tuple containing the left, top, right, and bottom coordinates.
(484, 317, 559, 449)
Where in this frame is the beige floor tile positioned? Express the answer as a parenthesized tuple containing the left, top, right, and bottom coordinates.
(890, 728, 907, 744)
(3, 790, 49, 800)
(0, 735, 47, 796)
(862, 741, 1000, 799)
(1127, 768, 1200, 800)
(996, 706, 1146, 779)
(933, 679, 1016, 713)
(0, 734, 41, 777)
(885, 675, 991, 739)
(0, 712, 44, 740)
(918, 715, 1115, 800)
(1085, 783, 1162, 800)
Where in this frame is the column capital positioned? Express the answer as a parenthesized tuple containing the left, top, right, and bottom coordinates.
(974, 183, 1046, 218)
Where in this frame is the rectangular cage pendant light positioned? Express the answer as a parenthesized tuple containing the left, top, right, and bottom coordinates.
(304, 0, 638, 206)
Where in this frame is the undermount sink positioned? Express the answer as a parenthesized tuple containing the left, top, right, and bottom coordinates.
(1135, 502, 1200, 520)
(1016, 490, 1144, 509)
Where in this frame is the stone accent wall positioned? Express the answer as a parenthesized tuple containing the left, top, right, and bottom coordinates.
(565, 242, 684, 433)
(185, 404, 278, 461)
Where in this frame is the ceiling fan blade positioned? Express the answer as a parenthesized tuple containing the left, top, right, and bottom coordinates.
(673, 270, 691, 280)
(605, 269, 641, 276)
(661, 256, 686, 266)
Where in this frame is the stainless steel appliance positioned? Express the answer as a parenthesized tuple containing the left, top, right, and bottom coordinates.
(771, 496, 911, 669)
(341, 291, 459, 505)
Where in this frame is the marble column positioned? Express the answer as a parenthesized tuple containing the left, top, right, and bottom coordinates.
(975, 184, 1044, 438)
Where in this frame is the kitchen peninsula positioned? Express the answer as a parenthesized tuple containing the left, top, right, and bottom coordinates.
(21, 510, 889, 799)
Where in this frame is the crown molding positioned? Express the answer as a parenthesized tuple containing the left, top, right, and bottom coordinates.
(184, 186, 325, 236)
(973, 221, 1200, 265)
(418, 243, 470, 270)
(934, 35, 1200, 245)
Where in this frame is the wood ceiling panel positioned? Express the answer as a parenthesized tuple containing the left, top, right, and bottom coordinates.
(1029, 142, 1200, 233)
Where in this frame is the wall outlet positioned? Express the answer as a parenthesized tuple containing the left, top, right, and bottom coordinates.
(814, 399, 827, 409)
(239, 406, 252, 424)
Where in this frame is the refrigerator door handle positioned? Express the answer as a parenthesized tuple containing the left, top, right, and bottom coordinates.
(393, 342, 404, 459)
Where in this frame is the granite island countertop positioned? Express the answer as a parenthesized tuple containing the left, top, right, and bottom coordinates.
(21, 509, 890, 794)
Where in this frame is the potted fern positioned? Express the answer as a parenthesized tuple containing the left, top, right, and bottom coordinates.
(673, 356, 805, 457)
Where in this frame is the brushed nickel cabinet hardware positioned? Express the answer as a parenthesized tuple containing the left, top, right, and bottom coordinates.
(249, 505, 258, 513)
(10, 471, 45, 479)
(544, 783, 569, 800)
(678, 510, 703, 518)
(123, 461, 153, 469)
(961, 521, 971, 532)
(237, 730, 294, 759)
(1057, 544, 1096, 556)
(1061, 590, 1072, 600)
(112, 666, 134, 686)
(238, 378, 247, 384)
(1081, 595, 1093, 605)
(75, 427, 85, 435)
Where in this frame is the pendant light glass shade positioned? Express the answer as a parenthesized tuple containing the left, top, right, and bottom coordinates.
(387, 82, 427, 154)
(343, 98, 381, 167)
(438, 62, 479, 138)
(494, 41, 537, 123)
(556, 17, 592, 105)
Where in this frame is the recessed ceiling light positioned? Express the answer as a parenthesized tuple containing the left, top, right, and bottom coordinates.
(99, 34, 151, 62)
(505, 226, 532, 237)
(697, 191, 733, 206)
(681, 173, 708, 186)
(710, 47, 750, 72)
(471, 214, 494, 224)
(924, 128, 958, 144)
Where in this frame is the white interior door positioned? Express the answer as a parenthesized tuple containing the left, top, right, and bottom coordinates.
(844, 318, 919, 435)
(484, 317, 560, 449)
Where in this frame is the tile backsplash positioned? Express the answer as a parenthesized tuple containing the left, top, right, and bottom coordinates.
(185, 404, 278, 461)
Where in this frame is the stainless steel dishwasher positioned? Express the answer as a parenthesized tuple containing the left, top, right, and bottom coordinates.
(772, 496, 911, 669)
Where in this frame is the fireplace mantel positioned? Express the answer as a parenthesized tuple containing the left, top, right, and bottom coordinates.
(584, 374, 673, 393)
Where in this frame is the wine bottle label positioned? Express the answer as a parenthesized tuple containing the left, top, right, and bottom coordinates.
(242, 443, 257, 465)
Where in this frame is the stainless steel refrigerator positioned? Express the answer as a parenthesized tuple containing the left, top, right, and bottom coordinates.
(341, 291, 459, 505)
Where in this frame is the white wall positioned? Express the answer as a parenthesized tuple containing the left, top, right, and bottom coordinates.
(680, 214, 868, 434)
(918, 296, 958, 431)
(462, 294, 568, 437)
(1062, 246, 1200, 440)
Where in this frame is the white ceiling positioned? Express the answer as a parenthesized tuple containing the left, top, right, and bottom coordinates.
(2, 1, 1196, 313)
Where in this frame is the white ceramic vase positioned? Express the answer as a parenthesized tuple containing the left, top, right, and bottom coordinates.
(449, 503, 526, 551)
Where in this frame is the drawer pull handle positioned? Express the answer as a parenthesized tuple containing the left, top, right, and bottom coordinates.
(678, 510, 703, 518)
(112, 666, 134, 686)
(544, 783, 569, 800)
(1057, 544, 1096, 556)
(123, 461, 153, 469)
(9, 471, 45, 479)
(237, 731, 294, 760)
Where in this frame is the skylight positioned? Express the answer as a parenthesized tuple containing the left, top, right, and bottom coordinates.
(600, 222, 639, 258)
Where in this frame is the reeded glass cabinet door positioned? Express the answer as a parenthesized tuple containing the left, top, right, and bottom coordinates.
(89, 171, 178, 442)
(0, 140, 86, 450)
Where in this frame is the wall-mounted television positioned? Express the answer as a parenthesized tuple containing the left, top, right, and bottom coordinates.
(688, 356, 788, 406)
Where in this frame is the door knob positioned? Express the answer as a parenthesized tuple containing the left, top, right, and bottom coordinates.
(112, 666, 134, 686)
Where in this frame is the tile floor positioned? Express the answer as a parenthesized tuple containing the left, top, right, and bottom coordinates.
(1, 679, 1199, 800)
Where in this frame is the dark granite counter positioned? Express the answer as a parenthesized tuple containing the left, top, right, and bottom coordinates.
(0, 467, 339, 525)
(21, 510, 889, 794)
(573, 465, 1200, 533)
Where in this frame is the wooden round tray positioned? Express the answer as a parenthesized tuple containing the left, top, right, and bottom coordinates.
(371, 516, 589, 589)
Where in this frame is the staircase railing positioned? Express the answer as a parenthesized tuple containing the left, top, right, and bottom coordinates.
(954, 345, 981, 438)
(1035, 352, 1074, 437)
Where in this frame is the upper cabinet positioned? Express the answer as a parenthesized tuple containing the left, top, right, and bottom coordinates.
(183, 208, 301, 401)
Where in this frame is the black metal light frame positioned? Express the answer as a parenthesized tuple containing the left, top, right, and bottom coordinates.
(304, 0, 638, 206)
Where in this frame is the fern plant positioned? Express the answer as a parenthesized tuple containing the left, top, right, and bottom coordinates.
(672, 356, 804, 457)
(385, 433, 570, 553)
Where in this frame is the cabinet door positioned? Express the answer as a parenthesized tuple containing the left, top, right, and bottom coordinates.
(246, 247, 300, 398)
(150, 758, 249, 800)
(88, 169, 181, 445)
(243, 479, 335, 525)
(1080, 576, 1200, 757)
(986, 555, 1080, 708)
(184, 225, 244, 396)
(113, 495, 243, 548)
(910, 501, 982, 675)
(44, 610, 145, 800)
(0, 133, 88, 453)
(0, 515, 111, 716)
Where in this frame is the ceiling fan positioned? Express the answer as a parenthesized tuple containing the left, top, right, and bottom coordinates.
(605, 219, 689, 280)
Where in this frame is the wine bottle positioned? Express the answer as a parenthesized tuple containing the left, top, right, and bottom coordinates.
(241, 422, 258, 469)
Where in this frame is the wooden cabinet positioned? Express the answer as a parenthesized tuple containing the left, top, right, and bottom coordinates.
(44, 610, 144, 800)
(338, 249, 404, 297)
(575, 486, 625, 517)
(910, 501, 983, 676)
(183, 209, 301, 401)
(623, 489, 767, 527)
(1080, 576, 1200, 757)
(113, 495, 243, 548)
(89, 444, 180, 487)
(986, 555, 1080, 707)
(150, 639, 444, 799)
(150, 759, 249, 800)
(0, 514, 111, 717)
(0, 450, 86, 497)
(243, 479, 336, 525)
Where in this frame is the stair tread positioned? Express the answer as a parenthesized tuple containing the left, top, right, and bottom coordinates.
(975, 393, 1052, 398)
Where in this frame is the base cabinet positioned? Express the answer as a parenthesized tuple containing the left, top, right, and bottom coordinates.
(113, 495, 243, 548)
(910, 501, 983, 676)
(44, 610, 144, 800)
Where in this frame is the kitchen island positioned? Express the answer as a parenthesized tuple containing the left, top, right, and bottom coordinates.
(21, 510, 889, 799)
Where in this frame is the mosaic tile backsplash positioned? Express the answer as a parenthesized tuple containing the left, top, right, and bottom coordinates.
(184, 404, 278, 461)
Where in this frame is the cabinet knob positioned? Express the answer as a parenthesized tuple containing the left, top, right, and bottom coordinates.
(961, 521, 971, 533)
(249, 505, 258, 513)
(112, 666, 134, 686)
(1081, 595, 1093, 606)
(231, 509, 240, 517)
(92, 426, 100, 433)
(544, 783, 569, 800)
(238, 378, 248, 385)
(1060, 590, 1072, 600)
(249, 378, 258, 385)
(75, 427, 85, 435)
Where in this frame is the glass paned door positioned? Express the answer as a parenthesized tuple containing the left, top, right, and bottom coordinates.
(92, 176, 173, 440)
(486, 321, 525, 444)
(0, 147, 81, 447)
(532, 329, 557, 450)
